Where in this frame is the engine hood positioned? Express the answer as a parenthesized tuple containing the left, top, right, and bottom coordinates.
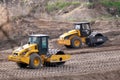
(59, 30, 78, 39)
(13, 44, 37, 53)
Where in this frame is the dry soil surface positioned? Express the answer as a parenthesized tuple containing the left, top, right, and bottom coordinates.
(0, 19, 120, 80)
(0, 50, 120, 80)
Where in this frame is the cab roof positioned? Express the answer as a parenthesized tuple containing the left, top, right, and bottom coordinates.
(30, 34, 49, 37)
(74, 22, 90, 25)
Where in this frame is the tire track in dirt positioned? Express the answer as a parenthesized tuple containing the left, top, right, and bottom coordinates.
(0, 50, 120, 79)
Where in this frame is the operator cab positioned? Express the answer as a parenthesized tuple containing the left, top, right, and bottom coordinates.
(29, 34, 49, 55)
(74, 22, 91, 37)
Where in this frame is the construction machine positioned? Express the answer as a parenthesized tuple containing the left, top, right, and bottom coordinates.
(8, 34, 71, 69)
(58, 22, 108, 48)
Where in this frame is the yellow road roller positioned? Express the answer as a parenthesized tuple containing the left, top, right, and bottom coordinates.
(58, 22, 108, 48)
(8, 34, 71, 69)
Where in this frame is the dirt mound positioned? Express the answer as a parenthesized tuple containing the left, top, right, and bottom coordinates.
(61, 5, 109, 21)
(62, 7, 99, 21)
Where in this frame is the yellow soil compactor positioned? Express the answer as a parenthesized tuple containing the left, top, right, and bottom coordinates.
(58, 22, 108, 48)
(8, 34, 71, 69)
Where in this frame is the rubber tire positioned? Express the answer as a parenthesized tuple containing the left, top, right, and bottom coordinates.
(71, 36, 82, 48)
(16, 63, 28, 68)
(29, 54, 42, 69)
(86, 38, 94, 47)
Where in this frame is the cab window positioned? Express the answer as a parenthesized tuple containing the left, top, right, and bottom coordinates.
(42, 37, 47, 48)
(74, 24, 81, 30)
(29, 36, 38, 44)
(82, 24, 90, 30)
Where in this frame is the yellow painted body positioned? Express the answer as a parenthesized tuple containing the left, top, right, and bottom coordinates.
(58, 29, 86, 46)
(45, 54, 71, 62)
(8, 55, 30, 64)
(8, 44, 38, 64)
(8, 44, 71, 65)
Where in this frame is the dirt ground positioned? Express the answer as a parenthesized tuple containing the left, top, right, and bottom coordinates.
(0, 0, 120, 80)
(1, 50, 120, 80)
(0, 18, 120, 80)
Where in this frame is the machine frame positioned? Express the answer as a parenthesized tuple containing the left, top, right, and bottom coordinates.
(8, 34, 71, 69)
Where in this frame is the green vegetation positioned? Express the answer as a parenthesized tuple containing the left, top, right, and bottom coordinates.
(100, 0, 120, 14)
(87, 0, 120, 9)
(46, 1, 80, 12)
(101, 0, 120, 7)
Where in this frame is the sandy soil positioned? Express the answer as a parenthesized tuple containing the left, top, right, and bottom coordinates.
(0, 7, 120, 80)
(0, 0, 120, 80)
(0, 50, 120, 80)
(0, 19, 119, 80)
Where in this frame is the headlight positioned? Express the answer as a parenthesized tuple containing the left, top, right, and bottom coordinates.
(13, 53, 18, 56)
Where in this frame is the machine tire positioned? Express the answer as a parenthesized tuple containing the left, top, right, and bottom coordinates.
(71, 36, 82, 48)
(86, 38, 94, 47)
(29, 54, 42, 69)
(16, 63, 28, 68)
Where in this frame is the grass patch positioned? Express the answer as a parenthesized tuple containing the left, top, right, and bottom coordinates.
(46, 1, 80, 12)
(101, 0, 120, 7)
(100, 0, 120, 15)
